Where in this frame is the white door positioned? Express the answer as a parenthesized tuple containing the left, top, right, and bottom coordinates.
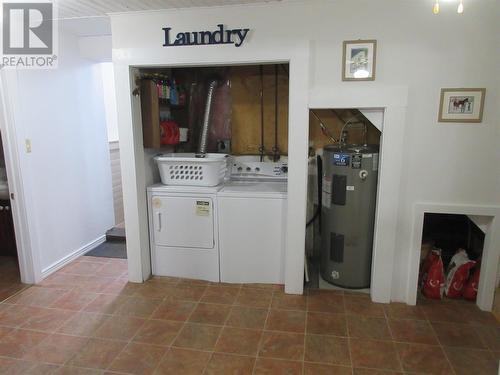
(152, 196, 214, 249)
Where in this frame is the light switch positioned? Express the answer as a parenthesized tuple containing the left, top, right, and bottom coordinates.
(25, 139, 31, 153)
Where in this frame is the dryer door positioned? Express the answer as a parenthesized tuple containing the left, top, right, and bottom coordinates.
(152, 196, 215, 249)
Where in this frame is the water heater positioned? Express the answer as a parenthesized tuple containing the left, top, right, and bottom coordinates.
(320, 144, 379, 288)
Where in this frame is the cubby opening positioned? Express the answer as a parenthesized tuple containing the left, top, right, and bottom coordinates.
(304, 108, 382, 293)
(417, 213, 486, 305)
(136, 64, 289, 157)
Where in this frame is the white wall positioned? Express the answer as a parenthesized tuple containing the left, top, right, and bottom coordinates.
(79, 36, 112, 62)
(100, 63, 119, 142)
(110, 0, 500, 301)
(2, 30, 114, 277)
(0, 132, 4, 166)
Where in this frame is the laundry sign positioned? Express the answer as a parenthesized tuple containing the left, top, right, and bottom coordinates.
(162, 24, 250, 48)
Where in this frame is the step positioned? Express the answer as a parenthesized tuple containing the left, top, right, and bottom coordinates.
(106, 227, 126, 242)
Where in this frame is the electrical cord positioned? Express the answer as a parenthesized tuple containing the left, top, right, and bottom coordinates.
(306, 155, 322, 228)
(310, 110, 338, 143)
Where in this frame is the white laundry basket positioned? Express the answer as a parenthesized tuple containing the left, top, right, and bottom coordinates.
(155, 153, 228, 187)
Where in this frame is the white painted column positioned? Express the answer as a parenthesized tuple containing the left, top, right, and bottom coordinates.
(370, 105, 408, 303)
(477, 217, 499, 311)
(113, 64, 152, 283)
(0, 71, 41, 284)
(284, 45, 310, 294)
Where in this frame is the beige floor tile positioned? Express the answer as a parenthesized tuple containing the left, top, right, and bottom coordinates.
(155, 348, 211, 375)
(389, 318, 439, 345)
(151, 297, 196, 321)
(304, 334, 350, 366)
(235, 288, 273, 308)
(258, 331, 304, 360)
(201, 285, 239, 305)
(108, 342, 165, 375)
(204, 353, 255, 375)
(188, 302, 231, 325)
(254, 358, 303, 375)
(396, 342, 453, 374)
(173, 323, 222, 351)
(56, 311, 110, 337)
(93, 315, 145, 341)
(350, 338, 401, 371)
(215, 327, 262, 356)
(23, 333, 88, 364)
(432, 321, 486, 349)
(347, 314, 391, 340)
(225, 306, 268, 329)
(133, 319, 182, 346)
(1, 255, 496, 375)
(265, 309, 306, 333)
(67, 338, 127, 369)
(306, 311, 347, 336)
(304, 362, 352, 375)
(0, 329, 48, 358)
(271, 291, 307, 311)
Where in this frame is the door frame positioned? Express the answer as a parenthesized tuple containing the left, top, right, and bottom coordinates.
(0, 71, 40, 284)
(408, 203, 500, 311)
(309, 86, 408, 303)
(113, 42, 310, 294)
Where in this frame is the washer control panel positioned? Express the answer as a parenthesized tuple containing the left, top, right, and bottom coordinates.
(230, 157, 288, 180)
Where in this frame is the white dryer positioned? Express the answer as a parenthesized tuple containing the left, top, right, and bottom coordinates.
(147, 184, 223, 282)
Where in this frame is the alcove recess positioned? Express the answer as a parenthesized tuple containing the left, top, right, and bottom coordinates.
(137, 65, 293, 155)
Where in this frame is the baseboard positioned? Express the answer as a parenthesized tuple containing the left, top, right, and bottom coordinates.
(41, 235, 106, 279)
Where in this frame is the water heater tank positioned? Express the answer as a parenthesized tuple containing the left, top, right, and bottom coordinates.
(320, 144, 379, 288)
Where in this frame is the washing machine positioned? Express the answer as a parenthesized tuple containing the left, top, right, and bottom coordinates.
(147, 183, 223, 282)
(217, 156, 288, 284)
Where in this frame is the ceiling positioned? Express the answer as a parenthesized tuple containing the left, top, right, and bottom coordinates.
(56, 0, 282, 19)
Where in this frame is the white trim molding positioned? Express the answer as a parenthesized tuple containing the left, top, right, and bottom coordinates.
(409, 203, 500, 311)
(112, 40, 311, 292)
(309, 86, 409, 304)
(0, 71, 41, 284)
(41, 235, 106, 278)
(109, 140, 120, 151)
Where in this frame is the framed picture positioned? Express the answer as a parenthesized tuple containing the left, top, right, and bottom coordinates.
(342, 39, 377, 81)
(438, 88, 486, 123)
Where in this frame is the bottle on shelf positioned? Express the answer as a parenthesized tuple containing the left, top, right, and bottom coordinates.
(170, 79, 178, 106)
(178, 82, 186, 106)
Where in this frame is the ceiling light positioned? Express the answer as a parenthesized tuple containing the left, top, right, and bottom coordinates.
(433, 0, 440, 14)
(457, 0, 464, 13)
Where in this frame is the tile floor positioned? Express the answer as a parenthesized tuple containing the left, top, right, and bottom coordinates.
(0, 257, 28, 303)
(0, 255, 498, 374)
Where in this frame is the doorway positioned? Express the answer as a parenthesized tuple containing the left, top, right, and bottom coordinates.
(304, 108, 382, 294)
(0, 131, 28, 301)
(84, 62, 127, 260)
(417, 213, 484, 304)
(409, 203, 499, 311)
(114, 53, 308, 292)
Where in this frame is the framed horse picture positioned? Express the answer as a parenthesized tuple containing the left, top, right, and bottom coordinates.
(438, 88, 486, 123)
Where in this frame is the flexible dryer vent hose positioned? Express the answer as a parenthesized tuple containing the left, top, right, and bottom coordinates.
(197, 79, 218, 157)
